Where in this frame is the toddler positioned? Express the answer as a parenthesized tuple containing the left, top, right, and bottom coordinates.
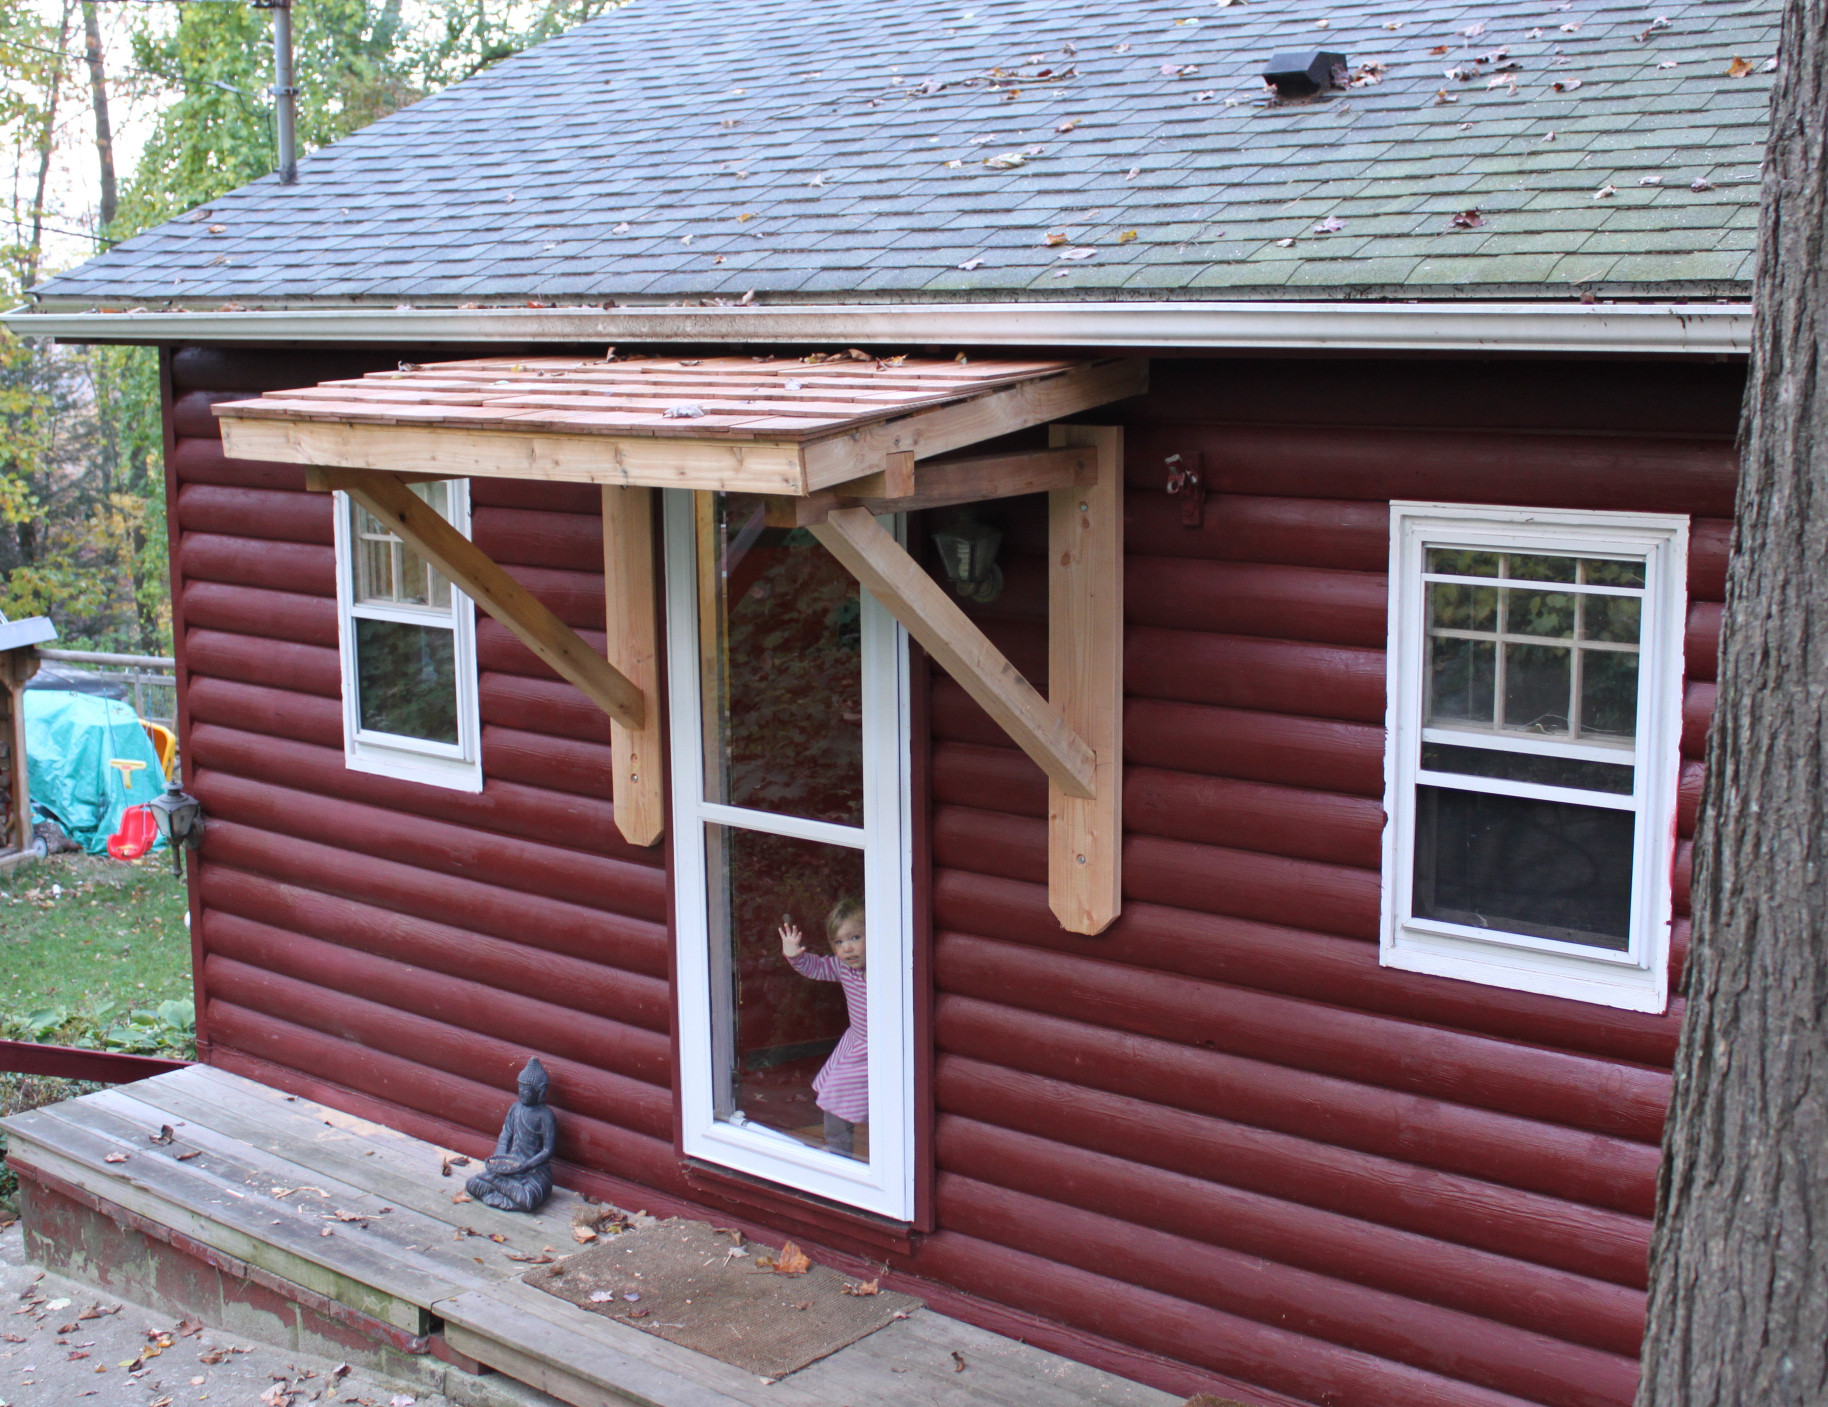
(778, 897, 867, 1157)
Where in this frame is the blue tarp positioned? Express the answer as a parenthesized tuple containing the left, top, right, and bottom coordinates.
(24, 689, 167, 856)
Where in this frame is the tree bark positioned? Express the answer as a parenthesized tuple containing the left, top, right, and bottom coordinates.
(81, 1, 116, 232)
(1636, 3, 1828, 1405)
(25, 0, 74, 288)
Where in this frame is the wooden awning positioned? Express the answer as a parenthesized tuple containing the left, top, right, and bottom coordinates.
(227, 353, 1144, 934)
(214, 353, 1146, 496)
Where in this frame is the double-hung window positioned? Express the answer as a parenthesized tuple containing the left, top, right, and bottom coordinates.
(1382, 503, 1687, 1012)
(331, 479, 481, 792)
(665, 490, 914, 1221)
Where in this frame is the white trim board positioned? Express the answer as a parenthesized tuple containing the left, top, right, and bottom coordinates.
(2, 300, 1751, 356)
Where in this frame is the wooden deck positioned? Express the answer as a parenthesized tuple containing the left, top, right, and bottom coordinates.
(1, 1066, 1180, 1407)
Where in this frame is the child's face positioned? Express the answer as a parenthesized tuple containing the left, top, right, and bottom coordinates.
(831, 916, 866, 970)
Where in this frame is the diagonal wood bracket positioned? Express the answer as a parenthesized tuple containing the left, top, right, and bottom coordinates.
(307, 468, 663, 845)
(808, 508, 1097, 800)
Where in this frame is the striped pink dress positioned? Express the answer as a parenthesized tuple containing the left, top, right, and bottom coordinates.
(788, 953, 869, 1124)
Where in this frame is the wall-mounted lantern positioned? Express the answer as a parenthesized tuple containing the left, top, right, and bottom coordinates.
(931, 510, 1005, 604)
(149, 774, 205, 878)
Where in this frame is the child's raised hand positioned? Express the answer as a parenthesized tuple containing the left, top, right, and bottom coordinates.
(778, 916, 804, 958)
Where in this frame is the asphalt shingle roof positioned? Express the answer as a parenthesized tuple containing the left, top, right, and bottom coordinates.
(31, 0, 1778, 309)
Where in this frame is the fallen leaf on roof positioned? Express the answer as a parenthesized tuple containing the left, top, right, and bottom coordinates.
(1637, 175, 1663, 186)
(1055, 117, 1079, 133)
(1314, 18, 1329, 27)
(944, 159, 963, 168)
(1451, 209, 1485, 229)
(611, 222, 631, 234)
(1559, 21, 1582, 32)
(1462, 20, 1486, 38)
(1117, 229, 1138, 243)
(1192, 90, 1216, 102)
(1726, 55, 1755, 77)
(1312, 216, 1345, 233)
(1764, 56, 1778, 71)
(1160, 62, 1197, 77)
(1350, 62, 1386, 86)
(1429, 44, 1449, 55)
(736, 211, 754, 222)
(1446, 67, 1473, 82)
(1593, 183, 1617, 199)
(1114, 40, 1131, 51)
(1057, 246, 1097, 260)
(983, 151, 1027, 169)
(1552, 78, 1583, 91)
(1276, 237, 1296, 248)
(957, 257, 985, 270)
(1124, 165, 1141, 180)
(1383, 20, 1403, 29)
(807, 172, 827, 187)
(206, 224, 226, 234)
(1543, 130, 1557, 140)
(1657, 59, 1678, 68)
(1488, 74, 1516, 89)
(1691, 176, 1715, 191)
(1433, 89, 1459, 104)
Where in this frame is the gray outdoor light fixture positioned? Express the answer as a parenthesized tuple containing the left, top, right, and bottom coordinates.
(931, 510, 1004, 604)
(149, 773, 205, 878)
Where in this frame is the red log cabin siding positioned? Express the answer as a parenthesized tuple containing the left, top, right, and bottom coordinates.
(165, 345, 693, 1207)
(165, 346, 1742, 1407)
(922, 357, 1739, 1407)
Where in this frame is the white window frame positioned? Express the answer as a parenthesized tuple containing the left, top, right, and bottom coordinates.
(331, 481, 482, 793)
(663, 490, 916, 1221)
(1382, 503, 1688, 1013)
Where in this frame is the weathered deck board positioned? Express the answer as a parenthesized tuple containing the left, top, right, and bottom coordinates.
(2, 1066, 1180, 1407)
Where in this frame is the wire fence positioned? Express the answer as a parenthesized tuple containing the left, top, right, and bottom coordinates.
(36, 648, 178, 730)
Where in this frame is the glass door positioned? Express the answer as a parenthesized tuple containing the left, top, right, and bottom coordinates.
(664, 491, 914, 1220)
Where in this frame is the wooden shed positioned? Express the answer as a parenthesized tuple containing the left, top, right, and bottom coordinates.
(0, 0, 1779, 1402)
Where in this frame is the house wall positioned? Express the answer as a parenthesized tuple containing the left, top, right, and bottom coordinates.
(164, 344, 1742, 1407)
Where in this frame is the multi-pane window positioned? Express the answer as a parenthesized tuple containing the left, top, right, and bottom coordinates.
(665, 491, 914, 1221)
(332, 480, 481, 791)
(1383, 505, 1687, 1012)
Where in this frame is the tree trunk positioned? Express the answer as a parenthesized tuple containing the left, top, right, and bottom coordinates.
(81, 0, 116, 232)
(1636, 2, 1828, 1404)
(25, 0, 74, 288)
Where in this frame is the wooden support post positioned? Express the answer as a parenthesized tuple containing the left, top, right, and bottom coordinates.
(808, 508, 1095, 799)
(307, 468, 645, 731)
(2, 660, 31, 856)
(1048, 425, 1124, 936)
(601, 486, 663, 846)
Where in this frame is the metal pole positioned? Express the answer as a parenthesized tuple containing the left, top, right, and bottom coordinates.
(269, 0, 297, 185)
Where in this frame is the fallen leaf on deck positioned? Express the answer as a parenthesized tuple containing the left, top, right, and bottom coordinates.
(767, 1242, 811, 1275)
(842, 1279, 881, 1296)
(68, 1349, 89, 1360)
(452, 1192, 472, 1204)
(103, 1154, 128, 1164)
(191, 1376, 206, 1385)
(149, 1126, 174, 1145)
(505, 1252, 555, 1264)
(199, 1350, 227, 1365)
(148, 1397, 172, 1407)
(174, 1150, 199, 1162)
(439, 1155, 470, 1178)
(260, 1382, 291, 1406)
(176, 1319, 203, 1338)
(572, 1225, 597, 1242)
(488, 1232, 508, 1244)
(332, 1363, 351, 1378)
(952, 1350, 967, 1372)
(589, 1290, 617, 1303)
(1725, 55, 1754, 77)
(1450, 209, 1485, 228)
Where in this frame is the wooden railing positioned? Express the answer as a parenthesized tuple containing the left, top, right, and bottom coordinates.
(36, 648, 178, 730)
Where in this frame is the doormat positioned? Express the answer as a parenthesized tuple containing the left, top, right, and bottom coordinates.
(523, 1218, 922, 1379)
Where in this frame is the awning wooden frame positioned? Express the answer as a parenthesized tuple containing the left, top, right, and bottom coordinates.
(276, 354, 1141, 934)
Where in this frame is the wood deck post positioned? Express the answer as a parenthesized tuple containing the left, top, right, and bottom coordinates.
(601, 486, 664, 846)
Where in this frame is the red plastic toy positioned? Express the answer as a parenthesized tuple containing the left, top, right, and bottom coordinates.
(106, 803, 158, 861)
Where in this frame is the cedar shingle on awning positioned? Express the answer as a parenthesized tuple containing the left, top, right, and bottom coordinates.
(214, 353, 1146, 496)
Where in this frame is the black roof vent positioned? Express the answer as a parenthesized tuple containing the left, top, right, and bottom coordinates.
(1262, 50, 1348, 98)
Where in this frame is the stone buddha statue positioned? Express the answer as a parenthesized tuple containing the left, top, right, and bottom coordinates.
(466, 1056, 557, 1212)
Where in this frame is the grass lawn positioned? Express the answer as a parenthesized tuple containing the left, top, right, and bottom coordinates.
(0, 851, 194, 1043)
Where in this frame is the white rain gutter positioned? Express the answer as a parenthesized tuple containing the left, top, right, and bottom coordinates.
(0, 300, 1751, 356)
